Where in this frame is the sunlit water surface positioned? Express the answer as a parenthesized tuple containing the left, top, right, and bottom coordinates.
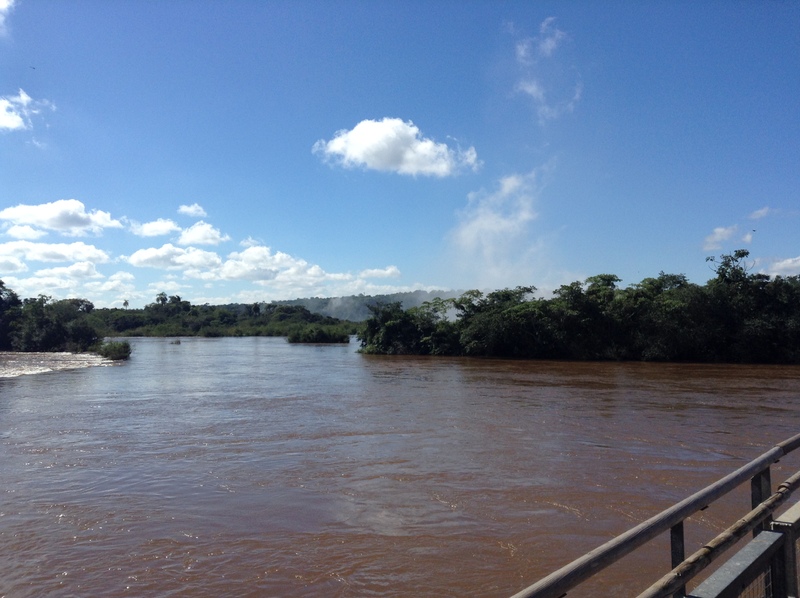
(2, 337, 799, 597)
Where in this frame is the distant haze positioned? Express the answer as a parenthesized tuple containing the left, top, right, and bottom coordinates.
(278, 290, 463, 322)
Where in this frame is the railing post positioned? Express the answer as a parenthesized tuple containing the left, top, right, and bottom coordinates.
(770, 541, 787, 598)
(753, 468, 773, 536)
(771, 500, 800, 598)
(671, 521, 686, 598)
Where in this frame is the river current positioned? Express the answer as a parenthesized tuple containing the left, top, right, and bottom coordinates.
(1, 337, 799, 597)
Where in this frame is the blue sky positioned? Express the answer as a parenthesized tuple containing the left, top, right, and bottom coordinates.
(1, 1, 798, 308)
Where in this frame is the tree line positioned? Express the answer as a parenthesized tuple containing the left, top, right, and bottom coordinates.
(358, 251, 800, 364)
(96, 292, 356, 341)
(0, 283, 357, 357)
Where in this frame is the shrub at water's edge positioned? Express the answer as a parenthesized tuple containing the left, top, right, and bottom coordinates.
(95, 340, 132, 360)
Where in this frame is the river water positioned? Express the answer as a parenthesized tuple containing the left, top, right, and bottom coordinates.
(1, 337, 799, 597)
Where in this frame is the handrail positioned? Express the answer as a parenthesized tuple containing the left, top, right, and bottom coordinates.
(637, 468, 800, 597)
(509, 432, 800, 598)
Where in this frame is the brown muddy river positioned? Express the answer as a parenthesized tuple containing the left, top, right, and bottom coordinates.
(1, 337, 799, 597)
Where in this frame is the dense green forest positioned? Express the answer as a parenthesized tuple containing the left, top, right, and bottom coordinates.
(0, 283, 356, 357)
(358, 251, 800, 364)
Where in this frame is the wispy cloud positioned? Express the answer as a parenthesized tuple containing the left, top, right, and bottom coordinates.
(447, 168, 552, 289)
(514, 18, 582, 124)
(0, 199, 122, 237)
(0, 89, 55, 131)
(516, 16, 566, 63)
(703, 225, 737, 251)
(749, 206, 772, 220)
(313, 117, 479, 177)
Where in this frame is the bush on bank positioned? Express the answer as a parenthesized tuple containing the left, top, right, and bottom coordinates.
(96, 340, 132, 360)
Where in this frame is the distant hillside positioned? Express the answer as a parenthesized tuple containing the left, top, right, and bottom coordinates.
(276, 289, 462, 322)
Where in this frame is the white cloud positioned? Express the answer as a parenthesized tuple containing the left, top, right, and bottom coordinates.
(313, 117, 479, 177)
(359, 266, 401, 279)
(219, 246, 301, 281)
(257, 261, 356, 300)
(703, 225, 737, 251)
(0, 255, 26, 273)
(147, 279, 185, 295)
(0, 199, 122, 236)
(0, 0, 15, 36)
(0, 90, 26, 130)
(749, 206, 772, 220)
(765, 256, 800, 277)
(178, 203, 207, 217)
(5, 224, 47, 239)
(108, 271, 135, 282)
(0, 240, 110, 263)
(0, 88, 55, 131)
(177, 221, 230, 246)
(83, 271, 137, 297)
(11, 274, 76, 293)
(127, 243, 222, 272)
(130, 218, 181, 237)
(34, 261, 103, 280)
(3, 260, 111, 300)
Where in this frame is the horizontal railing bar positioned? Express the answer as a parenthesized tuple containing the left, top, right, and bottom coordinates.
(509, 431, 800, 598)
(778, 433, 800, 455)
(637, 468, 800, 598)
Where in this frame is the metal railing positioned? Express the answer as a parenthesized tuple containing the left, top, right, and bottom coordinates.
(509, 432, 800, 598)
(678, 499, 800, 598)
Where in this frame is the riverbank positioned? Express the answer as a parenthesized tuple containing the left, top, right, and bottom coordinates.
(0, 351, 114, 378)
